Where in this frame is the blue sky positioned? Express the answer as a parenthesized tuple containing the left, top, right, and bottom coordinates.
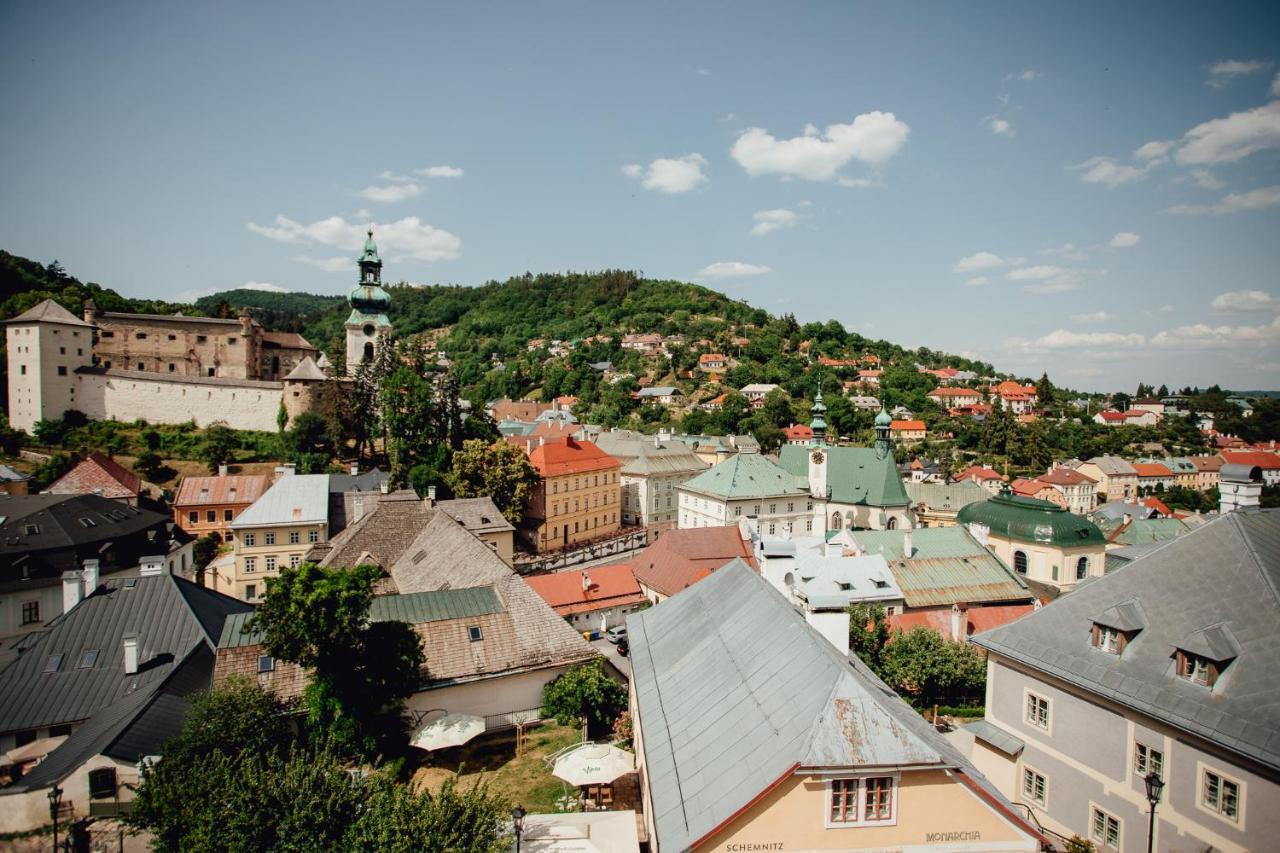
(2, 1, 1278, 392)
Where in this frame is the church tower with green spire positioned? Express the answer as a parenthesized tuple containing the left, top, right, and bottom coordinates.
(344, 229, 393, 375)
(874, 405, 894, 459)
(809, 389, 827, 446)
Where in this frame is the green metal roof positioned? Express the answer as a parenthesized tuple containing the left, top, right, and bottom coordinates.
(956, 490, 1106, 547)
(904, 480, 989, 513)
(778, 444, 910, 508)
(217, 586, 503, 649)
(359, 230, 381, 263)
(1102, 517, 1193, 547)
(875, 407, 892, 427)
(679, 452, 808, 500)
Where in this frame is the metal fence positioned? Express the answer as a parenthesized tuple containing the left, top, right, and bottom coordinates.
(515, 530, 648, 575)
(484, 707, 543, 732)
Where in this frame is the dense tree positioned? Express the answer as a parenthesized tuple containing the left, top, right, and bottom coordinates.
(880, 628, 987, 709)
(847, 602, 892, 674)
(198, 422, 237, 473)
(446, 439, 541, 523)
(541, 659, 628, 731)
(249, 563, 424, 759)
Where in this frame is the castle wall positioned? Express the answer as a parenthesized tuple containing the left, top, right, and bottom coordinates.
(92, 313, 258, 379)
(76, 370, 282, 432)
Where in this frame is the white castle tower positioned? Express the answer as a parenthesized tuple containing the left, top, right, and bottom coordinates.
(344, 230, 393, 375)
(4, 300, 95, 433)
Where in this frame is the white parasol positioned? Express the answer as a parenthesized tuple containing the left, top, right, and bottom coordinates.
(410, 712, 486, 751)
(551, 743, 635, 787)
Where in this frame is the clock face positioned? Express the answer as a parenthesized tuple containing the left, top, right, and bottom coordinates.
(811, 450, 825, 464)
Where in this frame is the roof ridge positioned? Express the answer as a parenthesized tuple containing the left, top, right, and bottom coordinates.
(1233, 510, 1280, 607)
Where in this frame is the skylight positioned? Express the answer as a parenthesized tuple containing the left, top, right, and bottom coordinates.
(44, 654, 63, 673)
(79, 649, 100, 669)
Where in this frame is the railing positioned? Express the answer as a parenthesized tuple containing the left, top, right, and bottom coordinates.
(515, 530, 648, 575)
(484, 707, 543, 732)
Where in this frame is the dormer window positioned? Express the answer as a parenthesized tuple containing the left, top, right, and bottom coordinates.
(1174, 624, 1238, 688)
(1177, 651, 1216, 686)
(1091, 601, 1145, 655)
(1095, 625, 1124, 654)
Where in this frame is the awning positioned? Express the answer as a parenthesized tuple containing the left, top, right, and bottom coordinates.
(965, 720, 1024, 756)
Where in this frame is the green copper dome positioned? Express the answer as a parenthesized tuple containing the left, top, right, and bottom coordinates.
(875, 407, 892, 427)
(957, 490, 1106, 547)
(348, 283, 391, 313)
(359, 230, 381, 264)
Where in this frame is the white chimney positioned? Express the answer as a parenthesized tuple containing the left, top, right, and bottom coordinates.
(352, 496, 365, 524)
(968, 522, 990, 548)
(82, 559, 100, 594)
(654, 433, 661, 448)
(62, 570, 83, 612)
(379, 479, 389, 495)
(582, 570, 591, 592)
(903, 529, 913, 559)
(427, 485, 437, 503)
(139, 555, 165, 576)
(218, 463, 229, 477)
(950, 603, 965, 642)
(350, 462, 359, 476)
(123, 635, 139, 675)
(1123, 513, 1132, 526)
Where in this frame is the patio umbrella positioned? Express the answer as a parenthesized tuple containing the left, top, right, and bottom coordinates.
(551, 743, 634, 787)
(410, 712, 486, 752)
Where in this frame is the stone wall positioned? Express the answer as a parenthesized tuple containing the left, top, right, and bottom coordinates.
(92, 313, 258, 379)
(76, 369, 282, 432)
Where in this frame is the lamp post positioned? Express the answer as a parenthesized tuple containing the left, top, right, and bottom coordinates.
(48, 784, 63, 852)
(1144, 771, 1165, 853)
(512, 804, 526, 853)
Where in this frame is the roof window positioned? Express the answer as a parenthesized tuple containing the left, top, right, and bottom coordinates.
(79, 649, 100, 669)
(44, 654, 63, 673)
(468, 626, 483, 642)
(1174, 624, 1238, 688)
(24, 524, 40, 536)
(79, 517, 97, 527)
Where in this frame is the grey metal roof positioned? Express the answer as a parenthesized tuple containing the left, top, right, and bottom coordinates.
(630, 562, 1023, 851)
(0, 574, 250, 733)
(973, 509, 1280, 773)
(327, 469, 390, 494)
(231, 474, 330, 528)
(965, 719, 1024, 756)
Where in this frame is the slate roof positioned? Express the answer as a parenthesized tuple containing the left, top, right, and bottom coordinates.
(790, 552, 901, 610)
(0, 465, 28, 484)
(1091, 499, 1160, 523)
(230, 474, 329, 528)
(630, 562, 1036, 851)
(435, 497, 515, 535)
(973, 509, 1280, 774)
(779, 444, 910, 508)
(282, 356, 326, 381)
(680, 451, 807, 500)
(327, 468, 389, 494)
(849, 527, 1032, 608)
(905, 480, 990, 514)
(629, 526, 758, 597)
(261, 330, 316, 350)
(47, 453, 142, 501)
(1084, 456, 1138, 476)
(3, 299, 94, 327)
(1101, 517, 1196, 546)
(0, 573, 250, 733)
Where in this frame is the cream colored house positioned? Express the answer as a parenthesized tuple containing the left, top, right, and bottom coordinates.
(592, 431, 707, 533)
(1075, 456, 1139, 501)
(678, 452, 814, 537)
(959, 490, 1107, 591)
(221, 474, 330, 601)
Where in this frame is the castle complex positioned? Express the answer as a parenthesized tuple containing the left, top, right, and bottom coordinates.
(5, 232, 394, 434)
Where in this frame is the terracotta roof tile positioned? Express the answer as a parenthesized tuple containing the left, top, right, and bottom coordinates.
(630, 527, 758, 597)
(525, 564, 647, 616)
(173, 474, 272, 507)
(46, 453, 142, 500)
(527, 438, 620, 478)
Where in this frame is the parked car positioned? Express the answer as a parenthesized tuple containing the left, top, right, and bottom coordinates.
(617, 637, 629, 657)
(605, 625, 627, 644)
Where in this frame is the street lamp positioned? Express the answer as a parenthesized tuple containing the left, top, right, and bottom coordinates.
(512, 805, 527, 853)
(1143, 771, 1165, 853)
(48, 784, 63, 852)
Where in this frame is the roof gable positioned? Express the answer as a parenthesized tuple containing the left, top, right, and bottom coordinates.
(47, 453, 142, 500)
(779, 445, 910, 508)
(4, 299, 94, 327)
(681, 452, 808, 500)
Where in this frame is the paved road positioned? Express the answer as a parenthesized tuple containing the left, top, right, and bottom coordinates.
(592, 638, 631, 679)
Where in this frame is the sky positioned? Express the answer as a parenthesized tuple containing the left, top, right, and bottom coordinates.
(2, 1, 1279, 393)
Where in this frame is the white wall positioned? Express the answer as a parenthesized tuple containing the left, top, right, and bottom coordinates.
(77, 372, 282, 431)
(0, 753, 138, 833)
(403, 663, 582, 724)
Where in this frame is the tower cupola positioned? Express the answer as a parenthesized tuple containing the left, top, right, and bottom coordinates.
(810, 389, 827, 445)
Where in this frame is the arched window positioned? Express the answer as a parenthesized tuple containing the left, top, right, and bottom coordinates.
(830, 511, 843, 530)
(1076, 556, 1089, 580)
(886, 517, 898, 530)
(1013, 550, 1028, 575)
(271, 355, 280, 376)
(363, 342, 374, 362)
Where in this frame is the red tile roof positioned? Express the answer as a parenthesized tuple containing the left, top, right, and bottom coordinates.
(857, 369, 882, 378)
(1221, 450, 1280, 470)
(174, 474, 272, 507)
(888, 604, 1037, 642)
(1037, 467, 1096, 486)
(46, 453, 142, 500)
(1008, 478, 1050, 497)
(699, 353, 727, 365)
(783, 424, 814, 440)
(1141, 496, 1173, 517)
(1190, 456, 1223, 472)
(928, 387, 979, 398)
(1132, 462, 1173, 478)
(630, 527, 758, 597)
(525, 564, 647, 617)
(527, 438, 620, 478)
(955, 465, 1002, 482)
(891, 420, 926, 432)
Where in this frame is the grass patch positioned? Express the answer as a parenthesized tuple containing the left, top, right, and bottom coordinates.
(411, 721, 583, 813)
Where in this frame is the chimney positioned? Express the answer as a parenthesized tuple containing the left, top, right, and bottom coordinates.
(123, 635, 139, 675)
(582, 570, 591, 593)
(82, 559, 100, 594)
(350, 462, 359, 476)
(426, 485, 436, 503)
(654, 433, 661, 448)
(1123, 513, 1132, 526)
(139, 555, 165, 576)
(903, 529, 913, 558)
(379, 479, 389, 495)
(538, 436, 545, 447)
(62, 570, 83, 612)
(218, 463, 229, 477)
(950, 604, 965, 641)
(352, 496, 365, 524)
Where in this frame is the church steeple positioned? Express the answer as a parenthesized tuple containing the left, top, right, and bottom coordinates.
(345, 229, 393, 375)
(810, 388, 827, 446)
(874, 404, 894, 459)
(358, 229, 382, 285)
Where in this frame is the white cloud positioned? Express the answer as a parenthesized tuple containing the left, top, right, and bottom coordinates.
(1023, 277, 1084, 295)
(697, 261, 772, 279)
(1150, 315, 1280, 349)
(1207, 59, 1272, 88)
(1134, 140, 1175, 161)
(1071, 311, 1115, 323)
(952, 251, 1011, 273)
(1041, 243, 1087, 261)
(414, 165, 464, 178)
(292, 256, 352, 273)
(1072, 156, 1148, 187)
(963, 276, 989, 287)
(1165, 185, 1280, 215)
(730, 111, 910, 182)
(1174, 101, 1280, 166)
(241, 281, 288, 293)
(1006, 329, 1145, 353)
(377, 171, 414, 183)
(1005, 69, 1043, 82)
(1190, 169, 1225, 189)
(623, 154, 708, 194)
(1006, 265, 1067, 281)
(835, 176, 879, 189)
(750, 208, 798, 237)
(359, 182, 423, 202)
(1109, 231, 1141, 248)
(1212, 289, 1277, 312)
(988, 117, 1015, 137)
(249, 214, 461, 262)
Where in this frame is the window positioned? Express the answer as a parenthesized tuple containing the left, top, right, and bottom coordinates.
(1021, 768, 1047, 806)
(78, 649, 100, 669)
(265, 556, 277, 571)
(265, 532, 276, 545)
(1025, 692, 1050, 730)
(245, 584, 257, 600)
(102, 330, 115, 338)
(257, 655, 275, 673)
(244, 557, 256, 573)
(207, 510, 216, 523)
(168, 363, 176, 372)
(44, 654, 64, 673)
(188, 511, 198, 524)
(228, 336, 237, 344)
(57, 365, 67, 376)
(1202, 770, 1240, 821)
(1013, 550, 1028, 575)
(197, 335, 207, 343)
(733, 506, 742, 517)
(137, 362, 145, 370)
(828, 777, 896, 826)
(1076, 556, 1089, 580)
(1134, 743, 1163, 779)
(1178, 650, 1215, 686)
(308, 529, 319, 543)
(244, 533, 255, 546)
(21, 601, 40, 625)
(289, 531, 300, 544)
(1090, 807, 1120, 850)
(88, 767, 118, 800)
(136, 332, 147, 340)
(289, 554, 299, 568)
(1097, 625, 1122, 654)
(167, 334, 176, 341)
(224, 509, 233, 521)
(19, 365, 25, 375)
(468, 626, 483, 642)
